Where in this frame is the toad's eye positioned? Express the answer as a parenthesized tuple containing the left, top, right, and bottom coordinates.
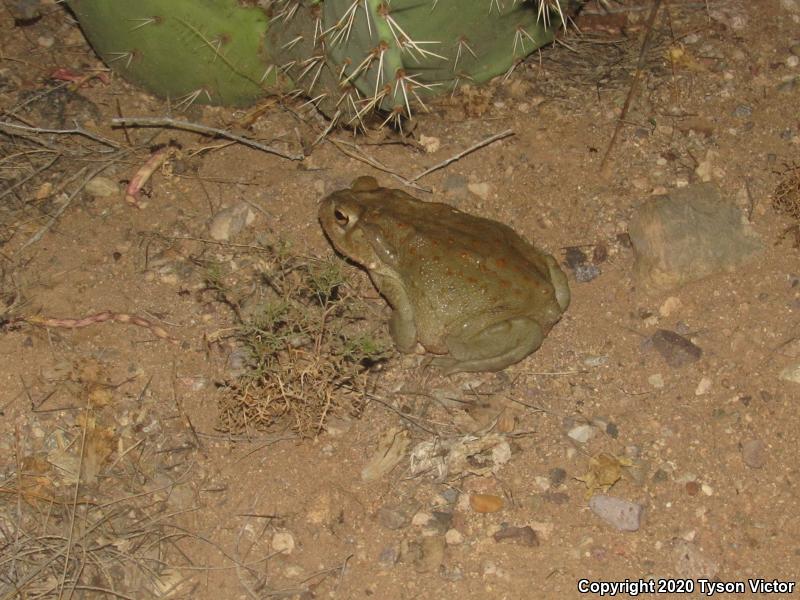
(334, 209, 349, 226)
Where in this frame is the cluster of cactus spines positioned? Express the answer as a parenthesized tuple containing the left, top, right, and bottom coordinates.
(67, 0, 566, 126)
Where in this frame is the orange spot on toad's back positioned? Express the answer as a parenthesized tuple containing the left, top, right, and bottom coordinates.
(495, 258, 507, 268)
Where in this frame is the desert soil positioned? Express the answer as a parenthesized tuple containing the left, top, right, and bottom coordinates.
(2, 1, 800, 598)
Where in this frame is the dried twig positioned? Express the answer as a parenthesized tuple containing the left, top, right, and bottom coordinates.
(0, 153, 61, 201)
(325, 137, 428, 192)
(599, 0, 662, 176)
(410, 129, 515, 182)
(14, 148, 132, 254)
(0, 120, 122, 149)
(111, 117, 304, 161)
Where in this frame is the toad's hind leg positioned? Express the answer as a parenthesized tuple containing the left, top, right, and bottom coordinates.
(430, 317, 545, 375)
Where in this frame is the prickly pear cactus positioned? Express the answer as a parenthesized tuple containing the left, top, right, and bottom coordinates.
(67, 0, 564, 120)
(66, 0, 277, 107)
(302, 0, 560, 126)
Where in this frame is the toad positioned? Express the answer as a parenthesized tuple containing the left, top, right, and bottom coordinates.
(318, 176, 570, 374)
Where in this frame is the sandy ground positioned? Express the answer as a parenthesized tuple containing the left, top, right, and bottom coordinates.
(1, 1, 800, 598)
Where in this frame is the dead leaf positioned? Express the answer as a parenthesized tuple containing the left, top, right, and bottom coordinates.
(575, 453, 633, 498)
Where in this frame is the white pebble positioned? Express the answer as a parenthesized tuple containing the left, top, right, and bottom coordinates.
(467, 182, 491, 200)
(568, 424, 597, 444)
(271, 532, 295, 555)
(695, 377, 712, 395)
(445, 529, 464, 545)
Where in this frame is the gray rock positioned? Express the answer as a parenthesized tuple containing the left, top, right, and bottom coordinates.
(377, 500, 418, 530)
(741, 439, 766, 469)
(629, 183, 761, 291)
(568, 424, 597, 444)
(493, 524, 539, 547)
(378, 546, 399, 567)
(10, 0, 41, 21)
(673, 539, 719, 579)
(645, 329, 702, 367)
(575, 263, 601, 283)
(208, 203, 256, 241)
(589, 494, 644, 532)
(549, 467, 567, 487)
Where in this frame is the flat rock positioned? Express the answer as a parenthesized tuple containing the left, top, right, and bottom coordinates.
(628, 183, 761, 291)
(493, 524, 539, 547)
(741, 439, 767, 469)
(673, 539, 719, 579)
(589, 494, 644, 532)
(208, 203, 256, 241)
(645, 329, 702, 367)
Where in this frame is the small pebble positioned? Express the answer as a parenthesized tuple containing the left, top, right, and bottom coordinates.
(378, 501, 418, 530)
(430, 511, 453, 533)
(549, 467, 567, 487)
(378, 546, 399, 567)
(84, 176, 119, 198)
(583, 355, 608, 367)
(411, 511, 433, 527)
(741, 439, 766, 469)
(440, 488, 459, 504)
(647, 329, 702, 368)
(493, 524, 539, 547)
(208, 203, 256, 241)
(732, 105, 752, 118)
(567, 424, 597, 444)
(575, 263, 601, 283)
(467, 182, 491, 200)
(419, 134, 440, 153)
(659, 296, 682, 317)
(788, 55, 800, 68)
(695, 377, 713, 395)
(271, 532, 295, 555)
(445, 528, 464, 545)
(564, 246, 587, 270)
(779, 363, 800, 383)
(648, 373, 665, 389)
(36, 35, 54, 48)
(589, 495, 645, 532)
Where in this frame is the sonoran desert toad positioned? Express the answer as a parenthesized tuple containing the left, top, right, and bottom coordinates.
(318, 176, 570, 374)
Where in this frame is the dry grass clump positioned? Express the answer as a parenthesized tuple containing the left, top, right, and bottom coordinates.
(214, 250, 392, 437)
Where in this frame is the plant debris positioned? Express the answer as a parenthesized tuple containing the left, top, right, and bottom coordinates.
(215, 251, 392, 437)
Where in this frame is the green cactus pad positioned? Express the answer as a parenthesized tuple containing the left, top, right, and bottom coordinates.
(320, 0, 556, 120)
(67, 0, 561, 118)
(67, 0, 278, 106)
